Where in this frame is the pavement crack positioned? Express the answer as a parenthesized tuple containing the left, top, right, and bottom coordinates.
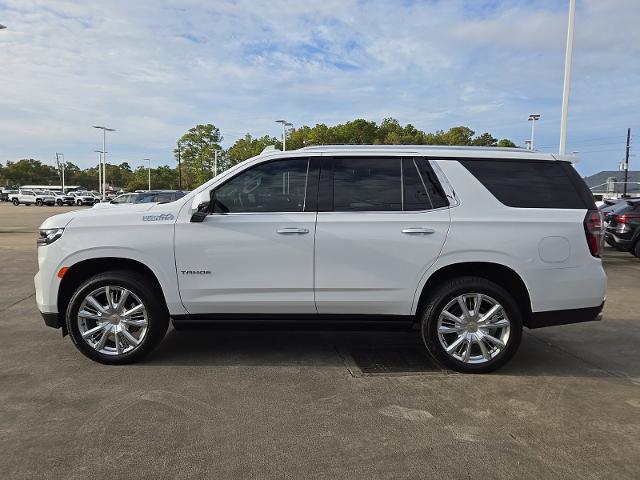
(1, 292, 36, 313)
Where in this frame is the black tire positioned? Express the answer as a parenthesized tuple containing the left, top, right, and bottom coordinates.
(12, 198, 19, 206)
(633, 240, 640, 258)
(57, 199, 63, 206)
(36, 199, 43, 206)
(65, 270, 169, 365)
(76, 199, 83, 206)
(419, 276, 523, 374)
(605, 238, 626, 251)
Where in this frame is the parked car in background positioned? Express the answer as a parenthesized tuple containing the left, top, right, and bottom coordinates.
(10, 189, 55, 206)
(68, 191, 99, 206)
(604, 198, 640, 256)
(41, 190, 75, 206)
(1, 186, 14, 202)
(94, 190, 187, 208)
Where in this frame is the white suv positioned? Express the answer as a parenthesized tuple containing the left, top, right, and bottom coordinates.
(34, 146, 606, 372)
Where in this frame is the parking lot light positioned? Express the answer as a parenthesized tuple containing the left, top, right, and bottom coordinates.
(93, 126, 115, 200)
(143, 158, 151, 191)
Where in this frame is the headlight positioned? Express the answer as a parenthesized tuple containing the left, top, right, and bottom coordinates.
(37, 228, 64, 246)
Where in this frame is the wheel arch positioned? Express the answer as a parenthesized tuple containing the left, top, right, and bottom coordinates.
(57, 257, 168, 334)
(414, 262, 533, 326)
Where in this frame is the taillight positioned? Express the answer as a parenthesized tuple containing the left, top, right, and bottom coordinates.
(616, 214, 640, 224)
(584, 210, 603, 257)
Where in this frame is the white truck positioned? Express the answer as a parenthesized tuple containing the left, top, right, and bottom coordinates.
(10, 189, 55, 206)
(34, 145, 607, 372)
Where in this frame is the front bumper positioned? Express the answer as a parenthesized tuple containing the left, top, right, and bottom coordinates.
(41, 311, 62, 329)
(526, 302, 604, 329)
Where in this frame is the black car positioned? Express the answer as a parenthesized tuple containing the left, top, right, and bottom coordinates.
(604, 198, 640, 257)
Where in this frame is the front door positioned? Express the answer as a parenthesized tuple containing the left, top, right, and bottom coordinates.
(174, 157, 318, 315)
(314, 156, 450, 315)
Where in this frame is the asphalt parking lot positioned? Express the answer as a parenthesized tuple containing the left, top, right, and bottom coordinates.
(1, 202, 639, 479)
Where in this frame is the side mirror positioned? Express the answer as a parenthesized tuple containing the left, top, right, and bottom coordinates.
(190, 209, 209, 223)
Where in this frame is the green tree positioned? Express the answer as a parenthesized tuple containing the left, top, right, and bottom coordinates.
(497, 138, 517, 148)
(174, 124, 222, 189)
(227, 134, 280, 166)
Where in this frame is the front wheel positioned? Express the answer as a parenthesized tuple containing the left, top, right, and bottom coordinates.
(36, 199, 43, 206)
(420, 277, 523, 373)
(12, 198, 19, 206)
(57, 199, 63, 206)
(66, 271, 169, 364)
(633, 240, 640, 258)
(76, 199, 83, 206)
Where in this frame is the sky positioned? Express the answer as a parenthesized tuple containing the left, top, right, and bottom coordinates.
(0, 0, 638, 176)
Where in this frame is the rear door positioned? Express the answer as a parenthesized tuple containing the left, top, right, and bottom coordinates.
(314, 156, 450, 315)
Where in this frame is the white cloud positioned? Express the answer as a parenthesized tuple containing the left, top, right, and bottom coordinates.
(0, 0, 638, 174)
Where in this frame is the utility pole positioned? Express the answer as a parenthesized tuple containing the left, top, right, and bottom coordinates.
(623, 128, 631, 197)
(55, 153, 65, 191)
(559, 0, 576, 155)
(177, 141, 182, 189)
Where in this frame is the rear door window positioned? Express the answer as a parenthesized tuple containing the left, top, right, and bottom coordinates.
(459, 159, 593, 209)
(332, 157, 401, 211)
(403, 158, 449, 210)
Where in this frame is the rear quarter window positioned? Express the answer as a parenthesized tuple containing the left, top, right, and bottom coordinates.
(459, 159, 595, 209)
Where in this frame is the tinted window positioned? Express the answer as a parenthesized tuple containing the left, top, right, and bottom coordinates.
(333, 158, 401, 211)
(155, 193, 174, 203)
(460, 160, 590, 209)
(403, 158, 449, 210)
(135, 193, 158, 204)
(215, 158, 309, 213)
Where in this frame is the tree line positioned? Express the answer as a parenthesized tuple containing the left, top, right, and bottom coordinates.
(1, 118, 516, 190)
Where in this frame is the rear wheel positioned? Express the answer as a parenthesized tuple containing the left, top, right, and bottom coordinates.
(420, 276, 523, 373)
(66, 271, 169, 364)
(633, 240, 640, 258)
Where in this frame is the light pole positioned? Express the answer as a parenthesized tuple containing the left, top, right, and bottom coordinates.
(176, 141, 182, 189)
(55, 153, 65, 191)
(213, 149, 221, 177)
(559, 0, 576, 155)
(143, 159, 151, 191)
(527, 114, 540, 150)
(276, 119, 293, 151)
(93, 126, 115, 199)
(94, 150, 104, 194)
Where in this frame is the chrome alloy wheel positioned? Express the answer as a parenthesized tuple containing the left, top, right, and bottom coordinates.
(437, 293, 511, 364)
(77, 286, 148, 356)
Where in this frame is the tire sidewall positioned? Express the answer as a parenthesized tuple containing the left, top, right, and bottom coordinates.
(66, 271, 168, 364)
(12, 198, 19, 206)
(421, 277, 523, 373)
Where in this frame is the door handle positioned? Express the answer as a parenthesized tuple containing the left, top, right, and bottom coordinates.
(277, 227, 309, 234)
(401, 227, 435, 235)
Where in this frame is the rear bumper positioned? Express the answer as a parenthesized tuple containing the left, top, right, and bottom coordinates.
(604, 231, 633, 249)
(526, 302, 604, 329)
